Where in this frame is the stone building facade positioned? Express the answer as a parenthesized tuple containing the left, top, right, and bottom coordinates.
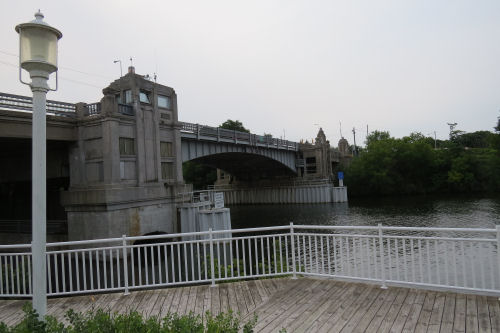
(61, 66, 186, 240)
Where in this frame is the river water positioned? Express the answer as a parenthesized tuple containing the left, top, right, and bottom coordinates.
(229, 194, 500, 229)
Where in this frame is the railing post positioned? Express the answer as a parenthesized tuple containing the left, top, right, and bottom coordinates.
(290, 222, 297, 279)
(497, 225, 500, 298)
(196, 124, 200, 140)
(233, 130, 237, 144)
(378, 224, 387, 289)
(209, 228, 216, 287)
(122, 235, 130, 295)
(217, 128, 220, 142)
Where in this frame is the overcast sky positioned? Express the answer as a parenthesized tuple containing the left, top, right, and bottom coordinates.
(1, 0, 499, 145)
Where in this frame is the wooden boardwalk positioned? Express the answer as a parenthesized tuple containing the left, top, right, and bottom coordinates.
(0, 277, 499, 332)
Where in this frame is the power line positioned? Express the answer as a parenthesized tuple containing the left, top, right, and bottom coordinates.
(0, 59, 103, 89)
(0, 49, 114, 80)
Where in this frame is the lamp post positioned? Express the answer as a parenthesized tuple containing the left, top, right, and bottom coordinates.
(15, 11, 62, 318)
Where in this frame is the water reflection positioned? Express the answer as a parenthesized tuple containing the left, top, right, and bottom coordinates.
(230, 194, 500, 229)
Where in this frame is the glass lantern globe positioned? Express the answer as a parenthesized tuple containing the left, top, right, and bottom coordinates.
(15, 11, 62, 74)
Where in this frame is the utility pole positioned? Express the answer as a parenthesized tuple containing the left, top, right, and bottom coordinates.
(352, 127, 357, 156)
(433, 131, 437, 149)
(447, 122, 457, 139)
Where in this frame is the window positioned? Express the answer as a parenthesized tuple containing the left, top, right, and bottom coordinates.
(306, 157, 316, 174)
(161, 162, 174, 180)
(124, 90, 132, 104)
(158, 95, 172, 109)
(139, 91, 150, 104)
(160, 142, 173, 157)
(119, 138, 135, 155)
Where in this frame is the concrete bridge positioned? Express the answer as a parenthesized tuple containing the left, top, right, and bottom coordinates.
(0, 67, 348, 244)
(0, 67, 306, 242)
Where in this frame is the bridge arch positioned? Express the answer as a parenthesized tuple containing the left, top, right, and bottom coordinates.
(181, 140, 297, 179)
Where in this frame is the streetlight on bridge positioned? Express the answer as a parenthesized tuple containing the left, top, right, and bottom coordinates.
(15, 10, 62, 318)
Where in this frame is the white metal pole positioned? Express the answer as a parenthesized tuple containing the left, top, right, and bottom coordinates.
(378, 223, 387, 289)
(209, 228, 216, 287)
(30, 69, 49, 317)
(290, 222, 297, 279)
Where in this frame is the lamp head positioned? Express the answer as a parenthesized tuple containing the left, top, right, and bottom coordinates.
(15, 10, 62, 74)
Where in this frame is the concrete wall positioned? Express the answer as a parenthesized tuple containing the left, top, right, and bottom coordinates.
(221, 185, 348, 204)
(67, 203, 175, 241)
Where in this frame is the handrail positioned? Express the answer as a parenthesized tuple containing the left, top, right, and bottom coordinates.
(179, 121, 299, 151)
(0, 92, 76, 115)
(0, 224, 498, 298)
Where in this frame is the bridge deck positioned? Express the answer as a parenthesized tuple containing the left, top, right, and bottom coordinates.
(0, 277, 499, 332)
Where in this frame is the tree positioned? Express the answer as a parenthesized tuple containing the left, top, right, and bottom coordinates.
(220, 120, 250, 133)
(365, 130, 391, 147)
(182, 161, 217, 190)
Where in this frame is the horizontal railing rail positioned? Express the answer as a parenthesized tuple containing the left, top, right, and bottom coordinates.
(0, 92, 76, 116)
(179, 122, 299, 151)
(0, 224, 498, 298)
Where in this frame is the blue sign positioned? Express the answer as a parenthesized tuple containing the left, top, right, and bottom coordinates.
(338, 172, 344, 180)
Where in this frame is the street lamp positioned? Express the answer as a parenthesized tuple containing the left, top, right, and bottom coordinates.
(15, 10, 62, 318)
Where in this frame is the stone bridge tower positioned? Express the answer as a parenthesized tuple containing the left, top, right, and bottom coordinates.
(61, 67, 186, 240)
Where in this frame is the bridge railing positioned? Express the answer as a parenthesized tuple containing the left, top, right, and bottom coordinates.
(179, 122, 299, 151)
(0, 224, 498, 298)
(0, 92, 76, 116)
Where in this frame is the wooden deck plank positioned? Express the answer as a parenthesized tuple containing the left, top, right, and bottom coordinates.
(219, 284, 229, 313)
(359, 287, 401, 332)
(324, 285, 380, 333)
(194, 285, 206, 316)
(428, 293, 446, 333)
(375, 288, 410, 333)
(294, 282, 352, 333)
(186, 286, 198, 314)
(317, 284, 376, 333)
(385, 289, 417, 333)
(202, 284, 212, 316)
(487, 297, 500, 333)
(306, 283, 359, 332)
(233, 281, 249, 314)
(176, 286, 191, 315)
(440, 294, 457, 333)
(476, 296, 491, 333)
(465, 294, 479, 333)
(453, 293, 467, 333)
(252, 279, 323, 331)
(225, 282, 239, 314)
(335, 285, 383, 333)
(264, 278, 344, 333)
(0, 277, 498, 331)
(414, 292, 437, 333)
(210, 284, 220, 314)
(149, 288, 171, 317)
(243, 278, 305, 322)
(402, 291, 426, 333)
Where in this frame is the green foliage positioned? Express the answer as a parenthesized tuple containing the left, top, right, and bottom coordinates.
(365, 130, 391, 146)
(219, 120, 250, 133)
(0, 303, 257, 333)
(202, 241, 299, 282)
(182, 161, 217, 190)
(346, 128, 500, 196)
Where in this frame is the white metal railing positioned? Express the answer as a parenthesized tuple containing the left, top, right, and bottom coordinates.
(0, 92, 76, 116)
(0, 224, 498, 298)
(179, 122, 299, 151)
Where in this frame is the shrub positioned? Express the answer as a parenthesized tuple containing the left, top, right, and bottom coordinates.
(0, 303, 257, 333)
